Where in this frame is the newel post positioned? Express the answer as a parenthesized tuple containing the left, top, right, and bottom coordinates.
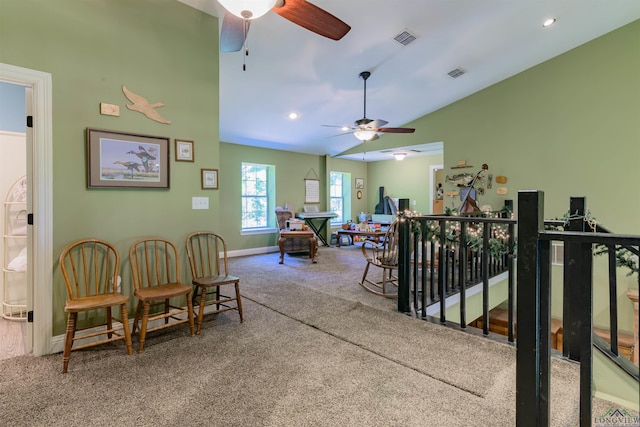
(516, 190, 550, 426)
(397, 215, 411, 313)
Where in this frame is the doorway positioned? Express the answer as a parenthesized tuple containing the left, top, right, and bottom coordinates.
(0, 63, 53, 357)
(430, 164, 444, 214)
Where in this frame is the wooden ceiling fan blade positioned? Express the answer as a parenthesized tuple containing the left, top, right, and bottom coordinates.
(272, 0, 351, 41)
(377, 127, 416, 134)
(220, 12, 249, 52)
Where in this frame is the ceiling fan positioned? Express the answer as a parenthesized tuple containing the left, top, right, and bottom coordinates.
(218, 0, 351, 53)
(324, 71, 416, 142)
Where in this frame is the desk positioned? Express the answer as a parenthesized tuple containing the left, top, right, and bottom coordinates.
(295, 212, 337, 247)
(336, 229, 387, 247)
(279, 231, 317, 264)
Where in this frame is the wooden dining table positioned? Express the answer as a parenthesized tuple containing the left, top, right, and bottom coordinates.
(335, 229, 387, 247)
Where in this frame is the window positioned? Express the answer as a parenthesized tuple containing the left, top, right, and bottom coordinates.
(241, 163, 274, 231)
(329, 171, 351, 225)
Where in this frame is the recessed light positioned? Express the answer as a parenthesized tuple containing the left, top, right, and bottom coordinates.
(341, 126, 350, 131)
(288, 112, 299, 120)
(543, 18, 556, 28)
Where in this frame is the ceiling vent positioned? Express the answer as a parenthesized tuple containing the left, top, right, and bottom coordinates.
(393, 30, 417, 47)
(447, 68, 465, 79)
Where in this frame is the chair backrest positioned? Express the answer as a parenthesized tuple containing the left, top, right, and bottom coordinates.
(129, 238, 180, 290)
(186, 231, 229, 279)
(275, 209, 293, 231)
(59, 238, 120, 300)
(378, 220, 399, 266)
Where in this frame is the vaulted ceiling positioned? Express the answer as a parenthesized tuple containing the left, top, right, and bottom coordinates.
(178, 0, 640, 161)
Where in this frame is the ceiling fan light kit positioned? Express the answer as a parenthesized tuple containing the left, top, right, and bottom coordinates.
(218, 0, 276, 19)
(354, 130, 377, 141)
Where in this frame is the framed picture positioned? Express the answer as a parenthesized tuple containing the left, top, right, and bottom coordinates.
(175, 139, 194, 162)
(201, 168, 218, 189)
(86, 128, 170, 189)
(356, 190, 363, 200)
(355, 178, 364, 189)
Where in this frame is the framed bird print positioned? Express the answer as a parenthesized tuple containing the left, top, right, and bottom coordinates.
(201, 169, 218, 189)
(86, 128, 170, 189)
(175, 139, 194, 162)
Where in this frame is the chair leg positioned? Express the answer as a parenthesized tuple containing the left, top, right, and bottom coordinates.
(196, 286, 206, 335)
(360, 262, 371, 286)
(381, 268, 388, 295)
(62, 312, 77, 374)
(132, 300, 143, 335)
(120, 303, 133, 356)
(138, 302, 150, 353)
(235, 282, 244, 322)
(186, 291, 195, 336)
(106, 306, 113, 338)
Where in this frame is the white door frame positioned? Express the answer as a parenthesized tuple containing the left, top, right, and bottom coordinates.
(0, 63, 53, 356)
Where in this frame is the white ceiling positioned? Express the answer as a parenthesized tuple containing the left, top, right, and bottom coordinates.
(177, 0, 640, 161)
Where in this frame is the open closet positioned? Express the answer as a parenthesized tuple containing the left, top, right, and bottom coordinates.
(3, 176, 27, 320)
(0, 80, 28, 359)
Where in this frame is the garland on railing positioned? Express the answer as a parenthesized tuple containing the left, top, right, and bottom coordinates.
(408, 208, 638, 276)
(555, 210, 639, 277)
(408, 207, 513, 258)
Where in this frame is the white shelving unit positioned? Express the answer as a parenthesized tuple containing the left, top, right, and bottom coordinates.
(2, 176, 27, 320)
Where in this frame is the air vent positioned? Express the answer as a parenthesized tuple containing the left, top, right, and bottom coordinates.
(393, 30, 417, 46)
(447, 68, 465, 79)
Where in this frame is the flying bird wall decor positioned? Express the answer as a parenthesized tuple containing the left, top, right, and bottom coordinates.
(122, 85, 171, 124)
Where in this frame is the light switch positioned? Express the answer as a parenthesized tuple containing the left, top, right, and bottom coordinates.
(192, 197, 209, 210)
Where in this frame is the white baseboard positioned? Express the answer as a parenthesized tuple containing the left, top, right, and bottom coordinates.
(227, 245, 279, 258)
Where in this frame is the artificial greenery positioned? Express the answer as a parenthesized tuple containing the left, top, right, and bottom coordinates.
(406, 208, 638, 276)
(558, 210, 638, 277)
(409, 207, 513, 258)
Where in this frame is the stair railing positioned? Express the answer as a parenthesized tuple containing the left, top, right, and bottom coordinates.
(517, 190, 640, 427)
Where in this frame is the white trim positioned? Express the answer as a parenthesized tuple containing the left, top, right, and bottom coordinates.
(0, 130, 27, 138)
(0, 63, 53, 356)
(424, 271, 509, 317)
(240, 228, 277, 236)
(228, 245, 279, 258)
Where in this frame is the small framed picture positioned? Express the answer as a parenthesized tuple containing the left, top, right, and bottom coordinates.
(201, 168, 218, 189)
(175, 139, 194, 162)
(355, 178, 364, 189)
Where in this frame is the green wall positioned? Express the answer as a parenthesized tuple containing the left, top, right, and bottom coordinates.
(1, 0, 219, 335)
(367, 153, 443, 214)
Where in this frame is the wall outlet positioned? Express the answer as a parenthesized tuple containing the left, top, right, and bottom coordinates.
(192, 197, 209, 210)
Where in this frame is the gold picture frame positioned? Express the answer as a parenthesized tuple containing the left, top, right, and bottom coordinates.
(201, 168, 218, 189)
(175, 139, 194, 162)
